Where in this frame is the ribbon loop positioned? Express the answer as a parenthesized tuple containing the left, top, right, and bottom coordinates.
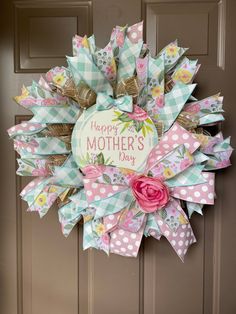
(96, 92, 133, 112)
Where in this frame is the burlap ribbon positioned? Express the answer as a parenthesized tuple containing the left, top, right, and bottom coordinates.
(53, 76, 139, 110)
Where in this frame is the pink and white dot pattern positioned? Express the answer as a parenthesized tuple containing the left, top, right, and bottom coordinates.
(171, 172, 215, 204)
(127, 21, 143, 44)
(104, 213, 121, 233)
(8, 122, 45, 137)
(109, 223, 145, 257)
(157, 218, 196, 261)
(155, 199, 196, 261)
(83, 178, 126, 203)
(146, 122, 200, 172)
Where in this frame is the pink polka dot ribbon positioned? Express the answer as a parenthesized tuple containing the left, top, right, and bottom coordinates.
(82, 122, 215, 260)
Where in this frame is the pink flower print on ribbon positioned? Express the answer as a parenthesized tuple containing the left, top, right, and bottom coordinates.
(185, 103, 201, 114)
(82, 165, 105, 178)
(20, 98, 37, 107)
(180, 158, 193, 171)
(116, 31, 125, 47)
(41, 98, 58, 106)
(155, 95, 164, 108)
(127, 105, 148, 121)
(136, 59, 146, 75)
(32, 168, 49, 176)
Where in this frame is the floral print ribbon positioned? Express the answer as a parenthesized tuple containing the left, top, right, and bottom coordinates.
(77, 122, 215, 260)
(8, 21, 232, 261)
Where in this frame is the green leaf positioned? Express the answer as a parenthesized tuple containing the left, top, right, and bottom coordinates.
(64, 224, 74, 230)
(134, 120, 144, 132)
(118, 113, 132, 122)
(158, 70, 164, 84)
(113, 46, 119, 57)
(142, 125, 146, 137)
(102, 174, 112, 184)
(114, 111, 121, 116)
(145, 118, 153, 125)
(96, 152, 105, 165)
(37, 87, 46, 99)
(159, 209, 167, 220)
(145, 125, 154, 133)
(201, 109, 211, 114)
(120, 122, 130, 134)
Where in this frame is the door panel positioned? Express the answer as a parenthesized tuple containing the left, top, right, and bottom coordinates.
(1, 0, 236, 314)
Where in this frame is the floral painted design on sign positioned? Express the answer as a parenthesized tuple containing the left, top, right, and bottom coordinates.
(113, 105, 154, 137)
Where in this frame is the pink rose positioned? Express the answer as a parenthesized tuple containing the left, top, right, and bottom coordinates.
(131, 175, 169, 213)
(127, 105, 148, 121)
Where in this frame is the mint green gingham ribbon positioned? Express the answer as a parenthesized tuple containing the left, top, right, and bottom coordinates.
(96, 92, 133, 112)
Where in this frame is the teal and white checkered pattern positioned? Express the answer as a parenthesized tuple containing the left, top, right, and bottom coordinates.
(67, 48, 113, 95)
(63, 154, 79, 169)
(193, 151, 209, 164)
(166, 165, 206, 187)
(83, 220, 98, 250)
(94, 188, 134, 219)
(199, 113, 224, 126)
(186, 201, 203, 218)
(30, 80, 53, 99)
(69, 189, 88, 208)
(214, 137, 231, 152)
(148, 56, 164, 79)
(88, 35, 96, 55)
(34, 137, 71, 155)
(117, 38, 143, 82)
(30, 104, 80, 123)
(58, 201, 83, 237)
(51, 166, 83, 187)
(159, 82, 196, 131)
(144, 213, 161, 237)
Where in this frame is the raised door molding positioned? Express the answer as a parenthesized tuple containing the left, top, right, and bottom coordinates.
(143, 0, 226, 69)
(14, 1, 92, 73)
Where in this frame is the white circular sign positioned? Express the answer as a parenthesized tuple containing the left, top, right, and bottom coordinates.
(71, 105, 158, 171)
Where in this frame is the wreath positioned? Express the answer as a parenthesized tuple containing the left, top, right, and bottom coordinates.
(8, 21, 232, 260)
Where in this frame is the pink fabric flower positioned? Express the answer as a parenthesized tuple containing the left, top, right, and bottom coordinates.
(130, 175, 170, 213)
(127, 105, 148, 121)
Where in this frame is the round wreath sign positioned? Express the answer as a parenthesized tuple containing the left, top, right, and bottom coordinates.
(8, 22, 232, 260)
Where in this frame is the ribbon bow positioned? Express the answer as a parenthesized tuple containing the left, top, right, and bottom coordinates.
(96, 92, 133, 112)
(76, 122, 216, 261)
